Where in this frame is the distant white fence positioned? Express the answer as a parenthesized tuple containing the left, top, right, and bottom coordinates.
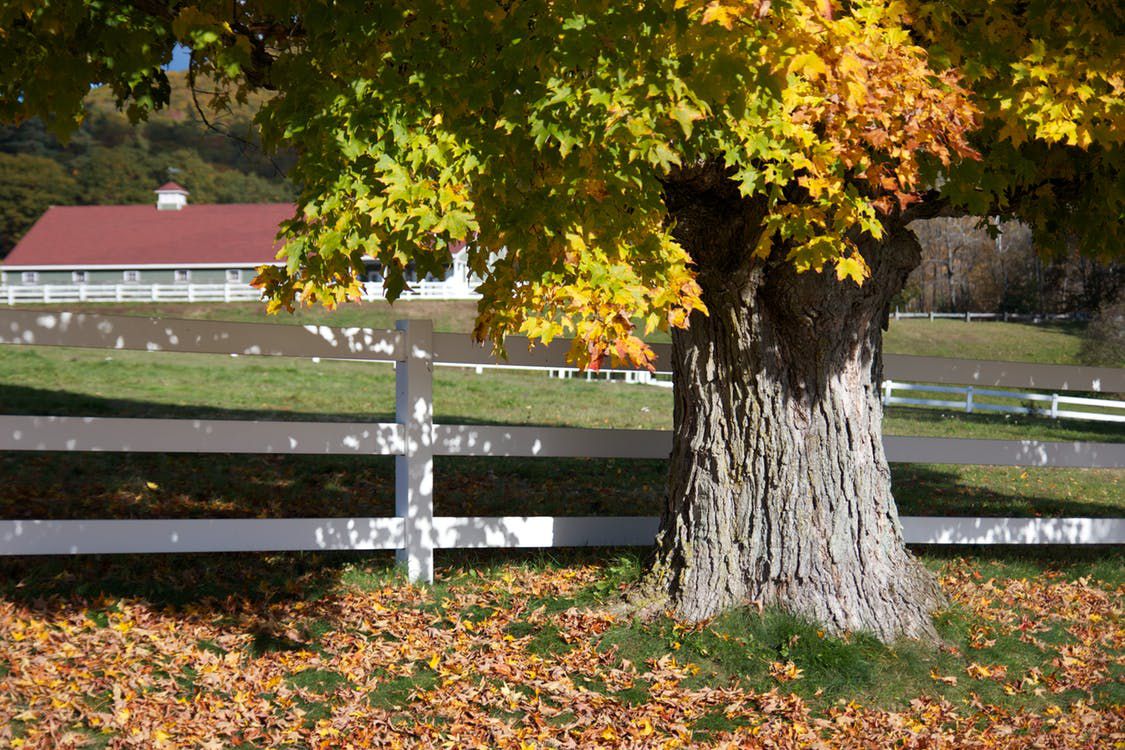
(0, 309, 1122, 579)
(883, 380, 1125, 424)
(892, 309, 1083, 323)
(0, 280, 481, 305)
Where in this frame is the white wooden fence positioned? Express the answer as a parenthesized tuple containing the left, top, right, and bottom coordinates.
(0, 280, 481, 305)
(0, 309, 1122, 581)
(892, 309, 1083, 323)
(882, 381, 1125, 424)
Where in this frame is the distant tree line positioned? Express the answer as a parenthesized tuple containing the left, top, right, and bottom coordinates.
(0, 72, 293, 257)
(899, 216, 1123, 367)
(898, 217, 1122, 320)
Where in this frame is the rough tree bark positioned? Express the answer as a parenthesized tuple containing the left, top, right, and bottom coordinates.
(634, 166, 946, 642)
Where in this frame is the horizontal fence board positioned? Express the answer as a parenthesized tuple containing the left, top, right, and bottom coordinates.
(0, 416, 405, 455)
(0, 309, 403, 361)
(3, 418, 1118, 468)
(1054, 410, 1125, 423)
(434, 425, 672, 458)
(7, 515, 1115, 555)
(2, 310, 1120, 395)
(901, 517, 1125, 545)
(430, 516, 662, 548)
(883, 354, 1124, 393)
(886, 397, 968, 409)
(432, 331, 671, 372)
(0, 517, 404, 555)
(883, 436, 1124, 468)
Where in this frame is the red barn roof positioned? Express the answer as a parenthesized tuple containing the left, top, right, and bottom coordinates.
(154, 181, 189, 194)
(3, 203, 294, 268)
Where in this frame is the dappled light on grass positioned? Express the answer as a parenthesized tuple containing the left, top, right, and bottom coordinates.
(1, 552, 1122, 747)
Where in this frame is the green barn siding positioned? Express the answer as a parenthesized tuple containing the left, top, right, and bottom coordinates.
(2, 268, 254, 285)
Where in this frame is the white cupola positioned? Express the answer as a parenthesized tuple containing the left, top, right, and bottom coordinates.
(154, 181, 189, 211)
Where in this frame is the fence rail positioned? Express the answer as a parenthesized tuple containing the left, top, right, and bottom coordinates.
(892, 310, 1084, 323)
(883, 381, 1125, 424)
(1, 309, 1122, 571)
(0, 280, 481, 305)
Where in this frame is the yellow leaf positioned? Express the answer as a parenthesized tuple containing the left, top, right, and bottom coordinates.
(788, 53, 829, 81)
(145, 481, 159, 490)
(835, 254, 869, 285)
(701, 2, 741, 29)
(428, 653, 440, 670)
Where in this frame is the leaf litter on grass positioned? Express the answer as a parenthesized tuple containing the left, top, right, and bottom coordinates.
(0, 555, 1122, 748)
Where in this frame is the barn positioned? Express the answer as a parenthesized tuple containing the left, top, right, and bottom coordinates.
(0, 183, 475, 297)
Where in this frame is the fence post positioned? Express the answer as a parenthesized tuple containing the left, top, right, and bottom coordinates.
(966, 385, 974, 414)
(928, 311, 934, 321)
(1050, 393, 1059, 419)
(882, 379, 893, 405)
(395, 319, 435, 583)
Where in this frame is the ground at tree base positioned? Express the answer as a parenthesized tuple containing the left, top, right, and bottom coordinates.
(1, 552, 1121, 749)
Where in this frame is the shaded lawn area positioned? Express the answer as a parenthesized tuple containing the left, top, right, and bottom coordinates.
(2, 452, 1122, 522)
(1, 549, 1121, 748)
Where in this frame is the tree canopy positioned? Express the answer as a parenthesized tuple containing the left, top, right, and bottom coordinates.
(0, 152, 77, 254)
(1, 1, 1120, 364)
(4, 0, 1122, 641)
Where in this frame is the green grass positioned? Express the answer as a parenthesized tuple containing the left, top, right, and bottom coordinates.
(883, 319, 1094, 365)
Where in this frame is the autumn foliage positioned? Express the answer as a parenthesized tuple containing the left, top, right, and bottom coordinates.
(1, 557, 1122, 748)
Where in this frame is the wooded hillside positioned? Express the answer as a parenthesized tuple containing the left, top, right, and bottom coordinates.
(0, 71, 292, 256)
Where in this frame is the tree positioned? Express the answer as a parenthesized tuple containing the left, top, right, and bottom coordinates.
(1081, 293, 1125, 368)
(0, 152, 78, 256)
(2, 1, 1120, 641)
(71, 145, 163, 204)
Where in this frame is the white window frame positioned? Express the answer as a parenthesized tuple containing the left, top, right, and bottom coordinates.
(21, 271, 39, 284)
(173, 269, 191, 283)
(72, 270, 89, 284)
(123, 270, 141, 283)
(225, 269, 242, 283)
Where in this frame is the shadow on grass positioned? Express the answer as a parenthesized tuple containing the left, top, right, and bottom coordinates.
(0, 382, 396, 424)
(891, 464, 1123, 518)
(0, 382, 669, 520)
(0, 546, 636, 620)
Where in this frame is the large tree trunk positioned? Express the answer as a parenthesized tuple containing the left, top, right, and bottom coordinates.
(635, 169, 945, 642)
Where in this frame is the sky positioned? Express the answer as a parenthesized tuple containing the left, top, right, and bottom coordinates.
(167, 45, 191, 72)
